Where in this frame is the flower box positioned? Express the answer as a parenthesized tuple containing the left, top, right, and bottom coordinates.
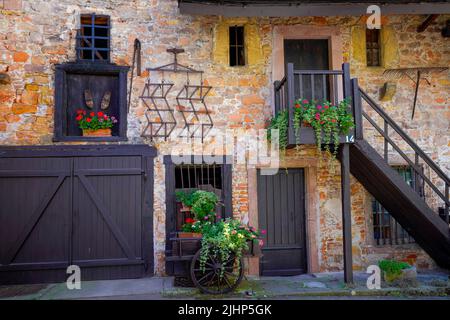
(171, 232, 202, 257)
(82, 128, 112, 137)
(177, 232, 202, 239)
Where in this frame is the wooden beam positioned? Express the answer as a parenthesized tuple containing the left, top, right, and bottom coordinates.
(340, 143, 353, 284)
(417, 14, 439, 33)
(179, 3, 450, 17)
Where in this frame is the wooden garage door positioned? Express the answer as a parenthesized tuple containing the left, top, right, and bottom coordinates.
(0, 145, 154, 284)
(257, 169, 307, 276)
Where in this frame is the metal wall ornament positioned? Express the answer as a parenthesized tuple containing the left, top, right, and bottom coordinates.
(139, 48, 213, 141)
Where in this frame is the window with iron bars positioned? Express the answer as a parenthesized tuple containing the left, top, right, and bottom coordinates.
(372, 166, 418, 245)
(174, 164, 224, 231)
(366, 29, 381, 67)
(77, 14, 111, 62)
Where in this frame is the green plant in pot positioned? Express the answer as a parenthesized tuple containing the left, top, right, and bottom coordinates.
(175, 190, 196, 210)
(293, 98, 354, 160)
(179, 190, 219, 238)
(267, 99, 354, 162)
(198, 218, 262, 277)
(267, 109, 288, 151)
(378, 259, 413, 283)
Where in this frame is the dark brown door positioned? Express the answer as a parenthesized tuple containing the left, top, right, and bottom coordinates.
(0, 147, 153, 284)
(284, 39, 330, 101)
(257, 169, 306, 276)
(0, 157, 73, 284)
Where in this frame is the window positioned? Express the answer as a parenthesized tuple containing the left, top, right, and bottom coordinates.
(366, 29, 381, 67)
(77, 14, 111, 62)
(174, 164, 224, 231)
(372, 166, 416, 245)
(229, 26, 245, 66)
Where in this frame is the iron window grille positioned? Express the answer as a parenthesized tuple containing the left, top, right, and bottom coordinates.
(76, 14, 111, 62)
(174, 164, 224, 231)
(366, 29, 381, 67)
(372, 166, 417, 245)
(229, 26, 245, 66)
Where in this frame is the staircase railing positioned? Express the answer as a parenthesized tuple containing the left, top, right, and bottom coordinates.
(358, 88, 450, 225)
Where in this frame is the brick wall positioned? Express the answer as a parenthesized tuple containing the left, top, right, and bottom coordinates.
(1, 0, 448, 274)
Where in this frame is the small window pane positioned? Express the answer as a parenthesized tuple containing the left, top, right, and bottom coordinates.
(229, 26, 245, 66)
(366, 29, 381, 67)
(77, 14, 110, 62)
(230, 47, 237, 66)
(372, 166, 416, 245)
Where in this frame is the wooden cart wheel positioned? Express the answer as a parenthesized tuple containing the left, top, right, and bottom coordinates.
(190, 249, 244, 295)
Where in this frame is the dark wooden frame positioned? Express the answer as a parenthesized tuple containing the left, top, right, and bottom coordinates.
(178, 1, 450, 17)
(163, 155, 233, 275)
(54, 63, 129, 142)
(0, 144, 156, 283)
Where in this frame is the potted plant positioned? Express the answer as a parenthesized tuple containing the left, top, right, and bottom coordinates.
(378, 259, 417, 286)
(293, 98, 354, 159)
(177, 190, 219, 238)
(75, 109, 118, 137)
(197, 218, 262, 276)
(267, 99, 354, 161)
(178, 217, 202, 239)
(175, 190, 195, 212)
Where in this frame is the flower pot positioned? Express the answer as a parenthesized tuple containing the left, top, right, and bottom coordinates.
(178, 232, 202, 239)
(82, 128, 112, 137)
(302, 121, 312, 127)
(383, 266, 417, 287)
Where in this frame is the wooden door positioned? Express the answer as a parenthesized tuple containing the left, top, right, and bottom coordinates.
(0, 157, 72, 284)
(72, 156, 146, 280)
(0, 145, 155, 284)
(284, 39, 330, 101)
(257, 169, 307, 276)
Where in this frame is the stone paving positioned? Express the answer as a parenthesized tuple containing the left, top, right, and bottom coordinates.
(1, 271, 449, 300)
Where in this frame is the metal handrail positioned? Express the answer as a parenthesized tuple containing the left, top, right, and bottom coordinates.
(293, 70, 344, 75)
(360, 89, 450, 186)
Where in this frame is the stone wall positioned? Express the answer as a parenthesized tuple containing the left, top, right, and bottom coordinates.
(1, 0, 448, 274)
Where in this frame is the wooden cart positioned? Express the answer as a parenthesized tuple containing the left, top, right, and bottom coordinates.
(166, 232, 260, 294)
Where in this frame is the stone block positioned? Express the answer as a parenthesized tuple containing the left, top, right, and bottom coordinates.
(13, 51, 29, 63)
(3, 0, 22, 10)
(12, 103, 37, 115)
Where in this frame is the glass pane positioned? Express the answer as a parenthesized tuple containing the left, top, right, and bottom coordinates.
(230, 46, 237, 66)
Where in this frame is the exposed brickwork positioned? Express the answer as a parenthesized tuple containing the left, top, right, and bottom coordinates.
(0, 1, 447, 274)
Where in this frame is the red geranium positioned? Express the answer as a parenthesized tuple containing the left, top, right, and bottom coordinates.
(97, 111, 104, 117)
(86, 117, 92, 123)
(90, 112, 95, 117)
(185, 217, 194, 224)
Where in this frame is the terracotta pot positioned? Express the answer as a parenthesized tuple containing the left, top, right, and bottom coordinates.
(82, 128, 112, 137)
(177, 232, 202, 239)
(302, 121, 312, 127)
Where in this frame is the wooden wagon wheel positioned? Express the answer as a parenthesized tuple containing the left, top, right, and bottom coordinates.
(190, 249, 244, 295)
